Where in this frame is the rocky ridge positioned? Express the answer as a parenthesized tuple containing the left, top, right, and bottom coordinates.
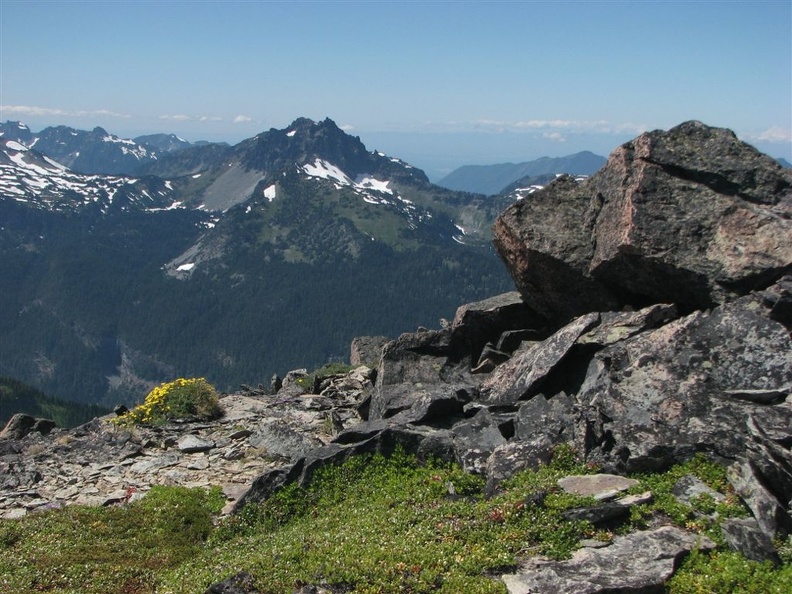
(1, 121, 791, 593)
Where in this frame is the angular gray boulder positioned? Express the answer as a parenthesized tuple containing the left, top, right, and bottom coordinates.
(494, 121, 792, 324)
(0, 414, 56, 440)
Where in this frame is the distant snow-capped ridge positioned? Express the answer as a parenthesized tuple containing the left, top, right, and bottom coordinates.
(0, 120, 211, 177)
(508, 173, 591, 201)
(0, 137, 181, 213)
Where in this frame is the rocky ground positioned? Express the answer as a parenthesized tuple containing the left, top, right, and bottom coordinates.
(0, 368, 374, 518)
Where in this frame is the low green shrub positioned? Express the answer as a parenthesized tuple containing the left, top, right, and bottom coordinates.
(295, 362, 356, 390)
(3, 447, 789, 594)
(626, 453, 748, 543)
(0, 486, 224, 594)
(163, 446, 597, 593)
(669, 549, 792, 593)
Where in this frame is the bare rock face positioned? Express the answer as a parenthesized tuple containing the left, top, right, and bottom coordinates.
(0, 414, 56, 440)
(494, 121, 792, 324)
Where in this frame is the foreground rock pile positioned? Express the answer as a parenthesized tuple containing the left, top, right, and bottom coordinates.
(2, 121, 791, 593)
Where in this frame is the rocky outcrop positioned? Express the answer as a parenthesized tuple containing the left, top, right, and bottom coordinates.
(240, 281, 792, 547)
(0, 414, 56, 440)
(493, 121, 792, 324)
(237, 123, 792, 590)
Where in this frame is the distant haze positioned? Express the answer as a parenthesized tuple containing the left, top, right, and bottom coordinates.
(358, 131, 637, 182)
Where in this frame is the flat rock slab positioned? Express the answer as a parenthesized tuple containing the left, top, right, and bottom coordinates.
(558, 474, 639, 500)
(178, 435, 215, 453)
(502, 526, 715, 594)
(481, 313, 600, 404)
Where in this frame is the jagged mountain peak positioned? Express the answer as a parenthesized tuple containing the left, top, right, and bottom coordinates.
(234, 118, 428, 190)
(134, 133, 194, 154)
(0, 122, 216, 177)
(0, 121, 35, 144)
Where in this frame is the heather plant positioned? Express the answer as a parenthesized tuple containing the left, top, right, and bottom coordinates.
(113, 378, 222, 425)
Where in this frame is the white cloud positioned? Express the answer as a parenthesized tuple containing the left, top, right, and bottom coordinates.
(473, 118, 647, 136)
(1, 104, 130, 118)
(89, 109, 131, 118)
(542, 131, 567, 142)
(753, 126, 792, 143)
(233, 115, 252, 124)
(160, 114, 223, 122)
(159, 114, 193, 121)
(340, 124, 355, 132)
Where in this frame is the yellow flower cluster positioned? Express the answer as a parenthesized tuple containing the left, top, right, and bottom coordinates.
(112, 377, 220, 426)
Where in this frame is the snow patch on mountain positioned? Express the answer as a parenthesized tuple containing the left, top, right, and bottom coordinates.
(95, 132, 153, 160)
(355, 175, 393, 195)
(302, 159, 396, 202)
(302, 159, 351, 186)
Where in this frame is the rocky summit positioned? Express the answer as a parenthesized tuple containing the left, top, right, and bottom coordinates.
(1, 121, 791, 593)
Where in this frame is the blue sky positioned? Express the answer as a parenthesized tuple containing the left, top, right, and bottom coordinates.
(1, 0, 790, 179)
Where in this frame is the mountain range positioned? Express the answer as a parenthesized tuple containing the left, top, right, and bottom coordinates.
(435, 150, 607, 195)
(0, 117, 521, 411)
(0, 121, 219, 176)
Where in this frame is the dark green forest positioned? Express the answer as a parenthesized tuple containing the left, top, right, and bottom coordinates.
(0, 191, 512, 408)
(0, 376, 109, 428)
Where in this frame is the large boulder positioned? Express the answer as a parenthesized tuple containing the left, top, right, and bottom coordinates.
(578, 297, 792, 472)
(370, 328, 475, 420)
(0, 414, 56, 440)
(494, 121, 792, 324)
(450, 291, 547, 363)
(350, 335, 390, 367)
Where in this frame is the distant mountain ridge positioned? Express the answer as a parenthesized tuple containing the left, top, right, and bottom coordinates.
(0, 376, 109, 428)
(0, 135, 180, 213)
(436, 151, 607, 195)
(0, 117, 513, 408)
(0, 121, 214, 176)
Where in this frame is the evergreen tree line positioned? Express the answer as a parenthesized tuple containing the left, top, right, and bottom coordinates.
(0, 376, 110, 429)
(0, 185, 514, 409)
